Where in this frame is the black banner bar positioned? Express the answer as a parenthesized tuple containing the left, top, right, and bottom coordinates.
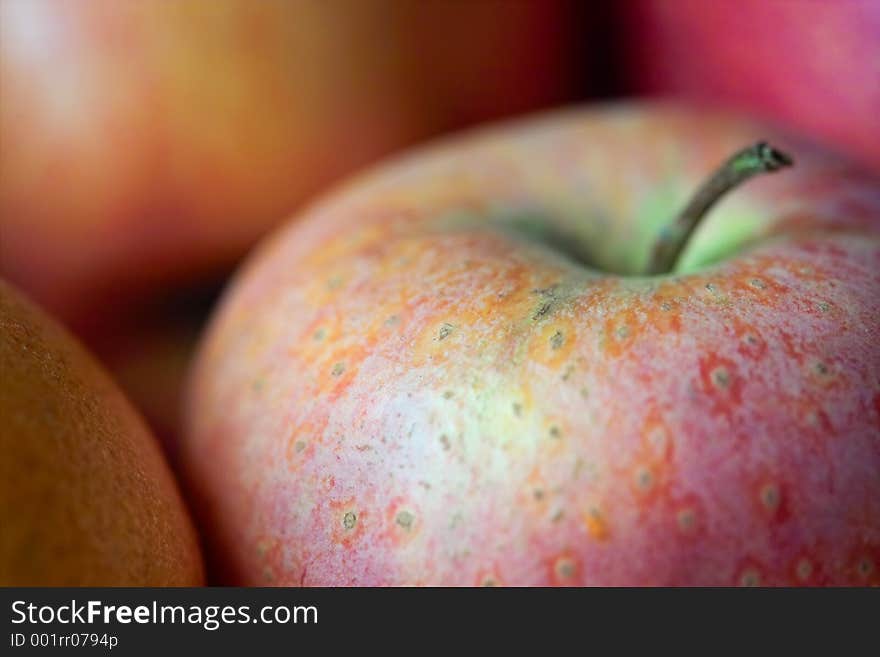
(1, 587, 876, 653)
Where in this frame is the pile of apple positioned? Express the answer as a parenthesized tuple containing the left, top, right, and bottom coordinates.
(2, 1, 878, 587)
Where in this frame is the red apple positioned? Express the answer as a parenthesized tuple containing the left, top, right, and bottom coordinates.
(0, 279, 204, 585)
(621, 0, 880, 172)
(182, 103, 880, 586)
(0, 0, 575, 335)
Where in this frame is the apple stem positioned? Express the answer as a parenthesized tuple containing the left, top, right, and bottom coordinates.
(646, 141, 793, 275)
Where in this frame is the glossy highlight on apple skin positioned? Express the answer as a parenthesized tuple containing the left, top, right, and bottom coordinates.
(184, 104, 880, 586)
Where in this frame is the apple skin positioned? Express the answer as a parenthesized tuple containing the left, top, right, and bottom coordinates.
(620, 0, 880, 172)
(183, 104, 880, 586)
(0, 280, 204, 585)
(0, 0, 573, 334)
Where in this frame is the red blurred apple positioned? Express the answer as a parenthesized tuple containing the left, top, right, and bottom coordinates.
(0, 0, 575, 335)
(621, 0, 880, 172)
(182, 103, 880, 585)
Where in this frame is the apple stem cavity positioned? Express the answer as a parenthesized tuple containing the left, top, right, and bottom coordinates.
(646, 141, 793, 275)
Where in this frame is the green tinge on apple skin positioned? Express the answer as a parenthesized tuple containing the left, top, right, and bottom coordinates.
(417, 123, 781, 279)
(434, 189, 773, 278)
(674, 203, 770, 274)
(182, 103, 880, 586)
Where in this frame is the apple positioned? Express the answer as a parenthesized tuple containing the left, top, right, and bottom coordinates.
(620, 0, 880, 172)
(0, 279, 204, 585)
(182, 103, 880, 585)
(0, 0, 575, 335)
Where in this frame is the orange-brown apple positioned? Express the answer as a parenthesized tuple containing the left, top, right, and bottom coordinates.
(0, 279, 204, 585)
(183, 104, 880, 586)
(0, 0, 575, 334)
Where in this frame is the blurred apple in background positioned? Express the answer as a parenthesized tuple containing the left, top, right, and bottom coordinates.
(1, 0, 582, 448)
(0, 0, 578, 338)
(621, 0, 880, 172)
